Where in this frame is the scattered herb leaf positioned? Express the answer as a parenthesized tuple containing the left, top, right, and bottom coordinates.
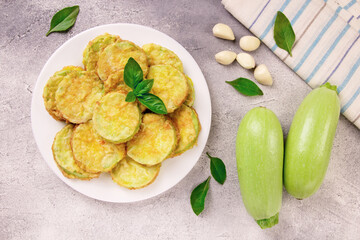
(273, 11, 295, 56)
(226, 78, 263, 96)
(207, 152, 226, 185)
(137, 93, 167, 114)
(190, 176, 211, 216)
(46, 5, 80, 36)
(125, 91, 136, 102)
(123, 58, 167, 114)
(124, 57, 143, 89)
(134, 79, 154, 95)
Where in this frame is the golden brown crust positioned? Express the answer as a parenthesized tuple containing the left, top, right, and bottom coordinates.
(71, 121, 126, 173)
(83, 33, 122, 72)
(93, 91, 142, 143)
(110, 156, 161, 189)
(97, 40, 148, 81)
(48, 109, 64, 121)
(111, 169, 160, 190)
(147, 65, 189, 113)
(52, 124, 100, 180)
(142, 43, 184, 72)
(184, 76, 195, 107)
(169, 105, 201, 157)
(43, 66, 83, 121)
(127, 113, 177, 166)
(103, 70, 133, 93)
(53, 158, 98, 181)
(55, 71, 104, 124)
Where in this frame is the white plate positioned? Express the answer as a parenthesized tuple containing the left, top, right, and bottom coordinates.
(31, 23, 212, 203)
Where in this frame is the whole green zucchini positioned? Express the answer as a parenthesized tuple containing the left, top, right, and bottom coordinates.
(284, 83, 340, 199)
(236, 107, 284, 229)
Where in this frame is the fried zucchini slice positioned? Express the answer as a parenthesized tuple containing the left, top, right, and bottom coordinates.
(93, 91, 141, 143)
(184, 76, 195, 107)
(43, 66, 83, 121)
(103, 72, 147, 112)
(71, 121, 126, 173)
(142, 43, 183, 72)
(83, 33, 121, 72)
(111, 156, 161, 189)
(52, 124, 99, 180)
(97, 41, 148, 81)
(169, 105, 201, 156)
(104, 70, 132, 93)
(147, 65, 189, 113)
(55, 71, 104, 124)
(127, 113, 177, 166)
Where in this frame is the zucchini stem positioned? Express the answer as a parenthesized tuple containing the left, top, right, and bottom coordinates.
(321, 82, 338, 94)
(256, 213, 279, 229)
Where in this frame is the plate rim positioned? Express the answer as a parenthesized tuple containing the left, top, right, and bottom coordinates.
(31, 23, 212, 203)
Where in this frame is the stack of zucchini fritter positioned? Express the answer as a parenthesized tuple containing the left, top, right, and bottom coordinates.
(44, 34, 201, 189)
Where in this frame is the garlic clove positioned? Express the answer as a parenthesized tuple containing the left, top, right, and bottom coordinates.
(215, 51, 237, 65)
(239, 36, 261, 52)
(236, 53, 255, 69)
(213, 23, 235, 41)
(254, 64, 273, 86)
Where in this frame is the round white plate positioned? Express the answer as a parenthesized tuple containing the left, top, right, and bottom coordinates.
(31, 23, 212, 203)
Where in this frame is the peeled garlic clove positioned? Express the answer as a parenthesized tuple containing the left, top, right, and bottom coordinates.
(236, 53, 255, 69)
(215, 51, 237, 65)
(239, 36, 261, 51)
(254, 64, 273, 86)
(213, 23, 235, 40)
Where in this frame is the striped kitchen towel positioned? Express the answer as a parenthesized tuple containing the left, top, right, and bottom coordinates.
(222, 0, 360, 129)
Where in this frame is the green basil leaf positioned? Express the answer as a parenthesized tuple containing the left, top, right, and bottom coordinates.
(134, 79, 154, 95)
(273, 11, 295, 56)
(125, 91, 136, 102)
(226, 78, 263, 96)
(207, 152, 226, 185)
(137, 93, 167, 114)
(124, 57, 143, 90)
(190, 176, 211, 216)
(46, 5, 80, 36)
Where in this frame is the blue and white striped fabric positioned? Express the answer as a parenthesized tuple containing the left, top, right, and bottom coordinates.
(222, 0, 360, 129)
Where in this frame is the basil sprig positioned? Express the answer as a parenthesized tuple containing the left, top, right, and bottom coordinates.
(190, 177, 211, 216)
(226, 78, 263, 96)
(46, 5, 80, 36)
(124, 58, 167, 114)
(207, 152, 227, 185)
(273, 11, 295, 56)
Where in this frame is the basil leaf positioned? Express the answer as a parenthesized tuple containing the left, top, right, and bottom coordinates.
(226, 78, 263, 96)
(207, 152, 226, 185)
(190, 176, 211, 216)
(124, 57, 143, 90)
(46, 6, 80, 36)
(125, 91, 136, 102)
(137, 93, 167, 114)
(273, 11, 295, 56)
(134, 79, 154, 95)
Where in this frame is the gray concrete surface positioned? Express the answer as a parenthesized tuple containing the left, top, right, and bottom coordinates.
(1, 0, 360, 239)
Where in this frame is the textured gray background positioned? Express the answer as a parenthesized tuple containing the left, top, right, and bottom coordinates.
(1, 0, 360, 239)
